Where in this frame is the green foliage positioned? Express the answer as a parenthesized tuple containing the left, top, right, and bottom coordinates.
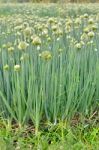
(0, 119, 99, 149)
(0, 0, 99, 3)
(0, 4, 99, 135)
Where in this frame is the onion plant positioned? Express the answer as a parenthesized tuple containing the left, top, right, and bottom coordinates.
(0, 7, 99, 134)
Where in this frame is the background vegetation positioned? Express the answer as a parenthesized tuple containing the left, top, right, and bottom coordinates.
(0, 0, 99, 3)
(0, 2, 99, 149)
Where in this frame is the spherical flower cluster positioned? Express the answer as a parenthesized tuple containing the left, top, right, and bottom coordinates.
(58, 48, 63, 54)
(81, 33, 88, 42)
(52, 25, 58, 32)
(88, 18, 94, 24)
(88, 31, 95, 38)
(65, 25, 71, 33)
(14, 65, 21, 72)
(84, 13, 89, 18)
(39, 51, 52, 60)
(55, 28, 63, 36)
(66, 19, 72, 27)
(84, 27, 90, 34)
(3, 64, 9, 71)
(18, 41, 28, 50)
(91, 24, 98, 31)
(2, 44, 7, 49)
(75, 18, 81, 26)
(32, 36, 41, 46)
(48, 18, 55, 24)
(75, 43, 82, 49)
(24, 27, 32, 37)
(47, 37, 51, 42)
(8, 47, 14, 53)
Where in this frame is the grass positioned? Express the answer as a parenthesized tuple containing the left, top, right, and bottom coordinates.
(0, 3, 99, 149)
(0, 116, 99, 150)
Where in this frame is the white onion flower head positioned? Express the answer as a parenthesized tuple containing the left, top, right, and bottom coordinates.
(18, 41, 29, 50)
(88, 31, 95, 38)
(14, 65, 21, 72)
